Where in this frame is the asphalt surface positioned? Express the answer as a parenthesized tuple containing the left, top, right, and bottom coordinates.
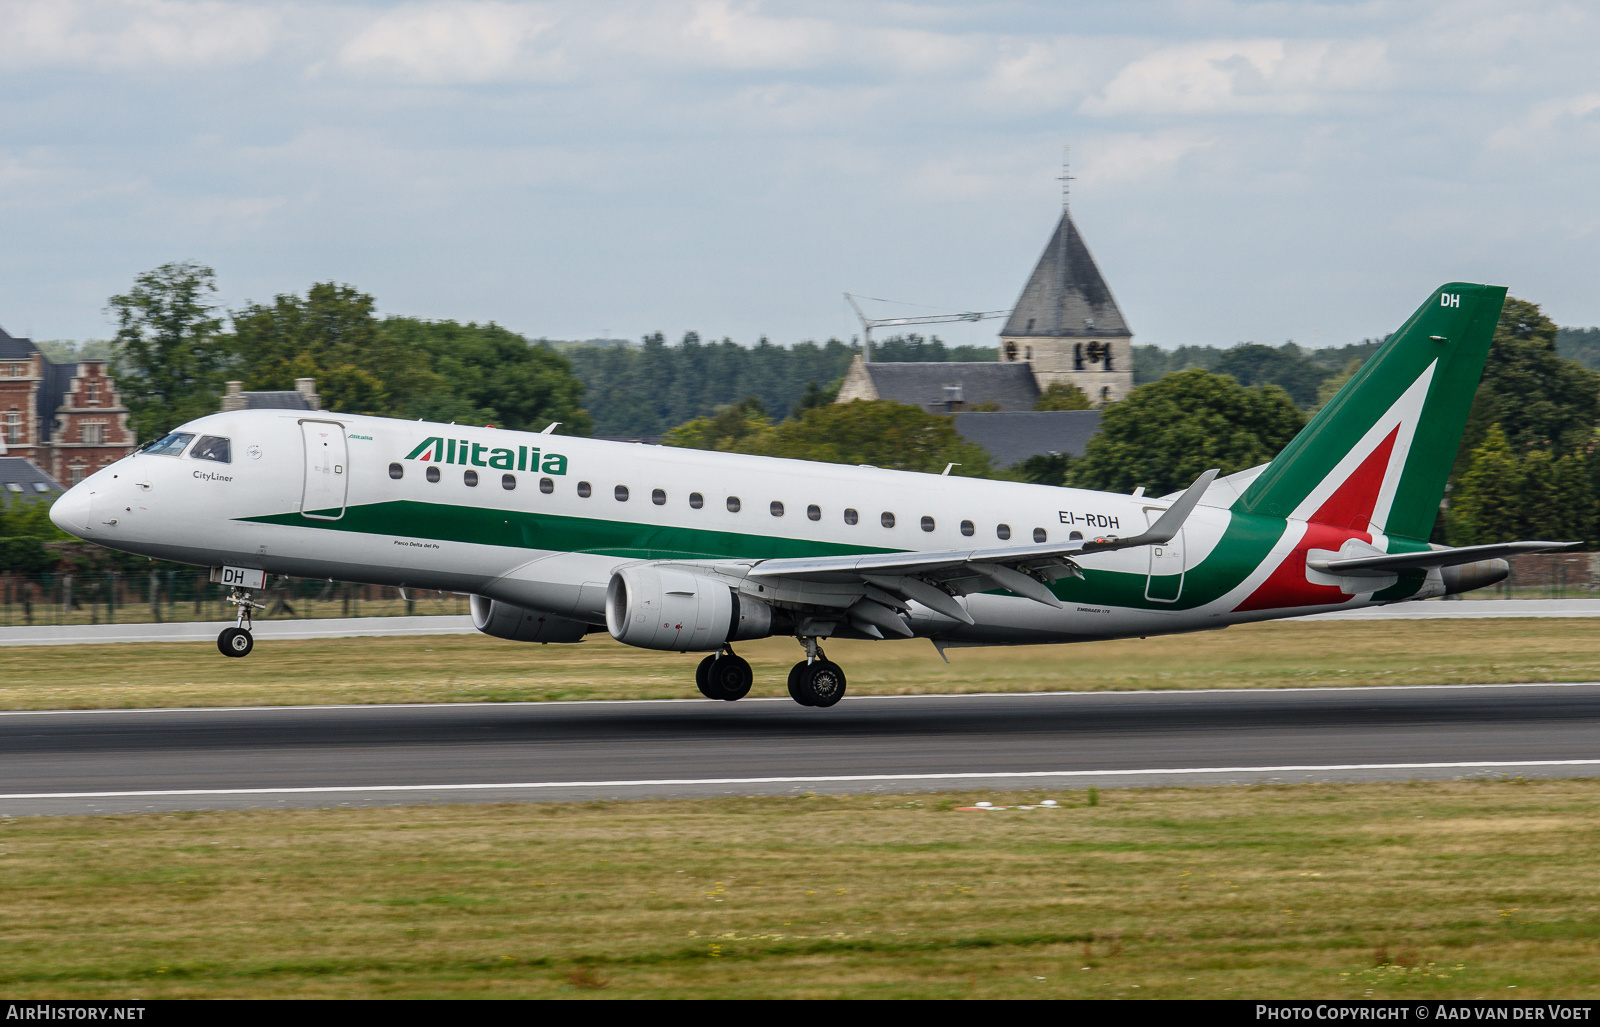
(2, 684, 1599, 815)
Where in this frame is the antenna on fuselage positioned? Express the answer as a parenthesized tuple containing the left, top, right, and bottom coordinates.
(540, 422, 560, 434)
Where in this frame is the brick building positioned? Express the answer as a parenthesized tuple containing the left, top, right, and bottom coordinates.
(0, 326, 136, 485)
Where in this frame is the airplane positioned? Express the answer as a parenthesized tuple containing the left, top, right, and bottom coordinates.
(48, 283, 1574, 707)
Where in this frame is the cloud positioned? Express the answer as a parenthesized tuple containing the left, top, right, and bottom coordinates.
(0, 0, 282, 71)
(1076, 131, 1216, 188)
(1085, 37, 1389, 116)
(337, 1, 559, 82)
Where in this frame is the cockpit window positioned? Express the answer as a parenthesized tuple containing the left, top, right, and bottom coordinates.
(141, 432, 195, 457)
(191, 436, 231, 463)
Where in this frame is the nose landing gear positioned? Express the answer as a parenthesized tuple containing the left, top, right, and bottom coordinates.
(218, 586, 265, 658)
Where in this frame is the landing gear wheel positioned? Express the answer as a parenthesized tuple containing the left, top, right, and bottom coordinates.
(218, 626, 254, 658)
(700, 653, 752, 701)
(790, 660, 846, 708)
(786, 661, 815, 706)
(695, 654, 720, 699)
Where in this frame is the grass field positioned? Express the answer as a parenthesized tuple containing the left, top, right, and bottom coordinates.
(3, 617, 1600, 710)
(2, 780, 1597, 998)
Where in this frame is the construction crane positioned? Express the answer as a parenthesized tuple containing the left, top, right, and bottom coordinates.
(844, 293, 1011, 362)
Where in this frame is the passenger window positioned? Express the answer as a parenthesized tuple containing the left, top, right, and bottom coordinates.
(540, 477, 554, 494)
(960, 520, 974, 537)
(690, 492, 704, 509)
(615, 485, 630, 502)
(1069, 530, 1082, 541)
(191, 436, 231, 463)
(1033, 527, 1047, 543)
(770, 501, 784, 517)
(807, 505, 821, 521)
(920, 516, 935, 532)
(141, 432, 194, 457)
(652, 489, 667, 506)
(881, 512, 895, 528)
(727, 496, 741, 512)
(464, 470, 479, 487)
(389, 462, 404, 480)
(577, 481, 592, 498)
(502, 474, 516, 491)
(996, 523, 1010, 540)
(844, 508, 859, 525)
(426, 466, 441, 483)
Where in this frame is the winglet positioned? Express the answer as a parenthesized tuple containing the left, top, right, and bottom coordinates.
(1081, 469, 1218, 554)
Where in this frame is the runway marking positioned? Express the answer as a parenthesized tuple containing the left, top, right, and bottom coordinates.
(1, 681, 1598, 718)
(4, 760, 1600, 800)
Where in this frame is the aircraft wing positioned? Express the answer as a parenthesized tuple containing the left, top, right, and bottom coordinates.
(1307, 540, 1580, 576)
(735, 469, 1219, 624)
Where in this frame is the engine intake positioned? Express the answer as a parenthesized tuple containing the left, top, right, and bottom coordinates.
(605, 565, 773, 651)
(471, 595, 594, 643)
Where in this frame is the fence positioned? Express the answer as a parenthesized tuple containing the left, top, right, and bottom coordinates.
(1469, 551, 1600, 600)
(0, 572, 470, 627)
(1, 551, 1593, 626)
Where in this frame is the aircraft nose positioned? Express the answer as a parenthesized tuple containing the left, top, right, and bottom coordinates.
(50, 485, 92, 537)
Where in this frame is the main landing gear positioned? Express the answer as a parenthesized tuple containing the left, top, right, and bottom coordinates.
(696, 648, 753, 701)
(218, 586, 265, 658)
(693, 637, 848, 707)
(787, 637, 846, 708)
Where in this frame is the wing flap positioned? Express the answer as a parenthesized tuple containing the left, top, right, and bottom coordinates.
(736, 469, 1218, 612)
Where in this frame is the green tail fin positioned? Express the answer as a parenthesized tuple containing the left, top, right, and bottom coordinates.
(1233, 283, 1506, 540)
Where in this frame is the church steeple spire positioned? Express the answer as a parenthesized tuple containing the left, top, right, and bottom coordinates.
(997, 164, 1135, 406)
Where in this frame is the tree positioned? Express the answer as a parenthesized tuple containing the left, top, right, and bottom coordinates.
(662, 397, 772, 452)
(1212, 343, 1332, 408)
(1314, 357, 1364, 411)
(231, 283, 410, 417)
(107, 262, 228, 441)
(666, 399, 993, 477)
(1068, 369, 1306, 496)
(749, 400, 992, 476)
(1449, 425, 1526, 545)
(384, 319, 592, 434)
(790, 378, 842, 418)
(1454, 297, 1600, 481)
(1033, 382, 1092, 411)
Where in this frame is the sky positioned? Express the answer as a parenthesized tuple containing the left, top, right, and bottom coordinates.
(1, 0, 1597, 352)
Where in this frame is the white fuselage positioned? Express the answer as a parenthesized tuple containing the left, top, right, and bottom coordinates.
(49, 409, 1391, 645)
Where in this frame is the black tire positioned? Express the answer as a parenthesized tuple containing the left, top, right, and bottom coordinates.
(704, 654, 752, 701)
(800, 660, 847, 708)
(786, 661, 815, 706)
(695, 654, 720, 699)
(218, 627, 253, 658)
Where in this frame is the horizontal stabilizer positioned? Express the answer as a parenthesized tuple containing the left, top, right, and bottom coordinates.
(1307, 540, 1580, 576)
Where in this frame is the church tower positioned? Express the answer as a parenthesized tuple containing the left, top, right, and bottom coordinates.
(998, 203, 1134, 406)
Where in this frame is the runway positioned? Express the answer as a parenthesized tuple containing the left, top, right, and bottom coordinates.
(2, 683, 1599, 815)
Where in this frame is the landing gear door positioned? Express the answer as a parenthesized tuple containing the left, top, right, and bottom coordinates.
(299, 420, 348, 520)
(1143, 506, 1184, 603)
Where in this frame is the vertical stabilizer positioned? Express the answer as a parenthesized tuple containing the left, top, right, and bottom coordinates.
(1233, 283, 1506, 541)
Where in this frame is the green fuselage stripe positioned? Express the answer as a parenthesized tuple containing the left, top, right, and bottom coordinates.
(240, 499, 1336, 612)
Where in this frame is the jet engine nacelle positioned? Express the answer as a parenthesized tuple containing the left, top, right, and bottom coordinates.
(1441, 558, 1510, 596)
(470, 595, 593, 643)
(605, 565, 773, 651)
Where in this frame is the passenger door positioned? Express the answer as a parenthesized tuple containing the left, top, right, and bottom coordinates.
(299, 420, 348, 520)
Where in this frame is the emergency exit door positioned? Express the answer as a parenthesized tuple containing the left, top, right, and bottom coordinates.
(300, 420, 348, 520)
(1143, 507, 1184, 602)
